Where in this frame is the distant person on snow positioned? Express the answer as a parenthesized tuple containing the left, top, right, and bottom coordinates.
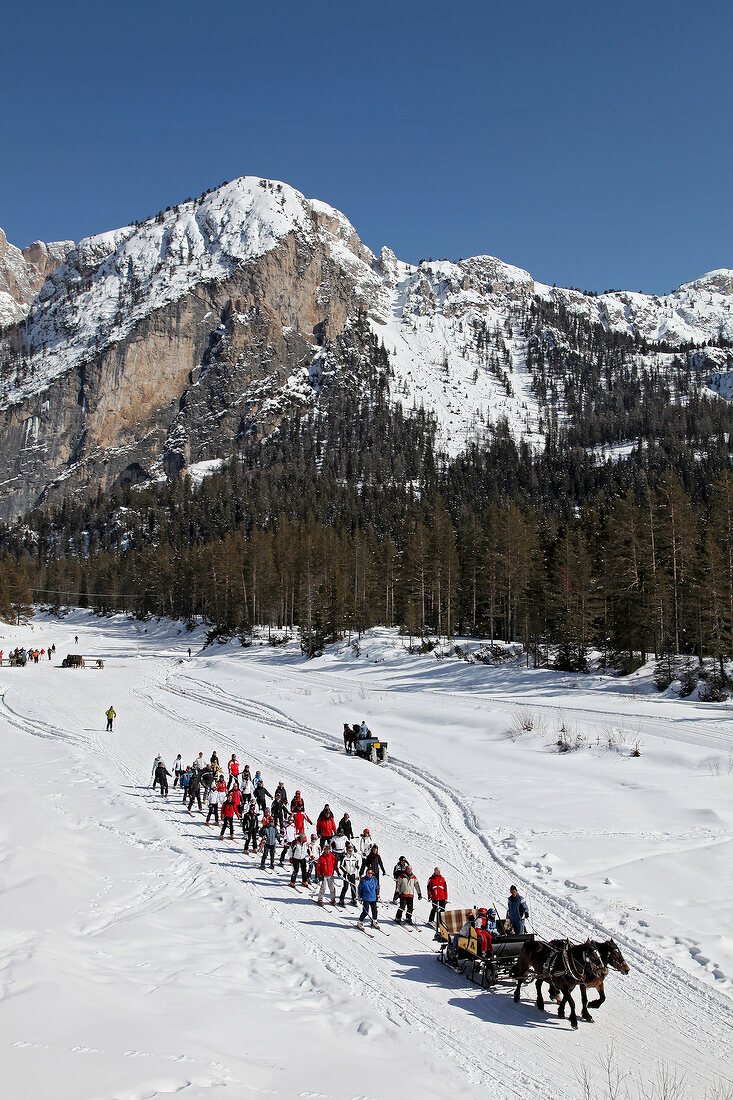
(507, 885, 529, 933)
(259, 818, 279, 871)
(289, 834, 310, 887)
(227, 755, 240, 790)
(337, 812, 353, 839)
(219, 792, 237, 839)
(187, 768, 203, 812)
(360, 844, 386, 884)
(316, 804, 336, 848)
(242, 802, 259, 854)
(151, 754, 163, 788)
(173, 754, 183, 786)
(392, 856, 410, 902)
(106, 705, 116, 731)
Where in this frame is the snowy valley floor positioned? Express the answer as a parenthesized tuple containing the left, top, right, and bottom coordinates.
(0, 613, 732, 1100)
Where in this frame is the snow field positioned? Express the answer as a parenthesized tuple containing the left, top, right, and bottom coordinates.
(1, 612, 732, 1099)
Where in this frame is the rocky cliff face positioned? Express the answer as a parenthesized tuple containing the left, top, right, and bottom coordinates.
(0, 229, 73, 327)
(0, 175, 731, 522)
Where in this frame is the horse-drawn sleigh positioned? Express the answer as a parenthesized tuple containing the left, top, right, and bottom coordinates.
(436, 907, 630, 1029)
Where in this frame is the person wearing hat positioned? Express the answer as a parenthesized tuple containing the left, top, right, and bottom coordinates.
(394, 863, 422, 925)
(105, 705, 116, 731)
(358, 828, 373, 858)
(227, 754, 240, 791)
(289, 833, 310, 887)
(338, 842, 360, 906)
(173, 754, 183, 786)
(357, 868, 380, 930)
(242, 800, 259, 853)
(427, 867, 449, 934)
(337, 812, 353, 839)
(219, 792, 237, 840)
(392, 855, 410, 903)
(507, 885, 529, 933)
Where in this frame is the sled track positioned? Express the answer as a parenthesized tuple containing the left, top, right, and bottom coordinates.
(153, 668, 733, 1084)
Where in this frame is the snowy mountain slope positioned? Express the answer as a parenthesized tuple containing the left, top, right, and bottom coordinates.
(0, 175, 731, 517)
(1, 612, 731, 1098)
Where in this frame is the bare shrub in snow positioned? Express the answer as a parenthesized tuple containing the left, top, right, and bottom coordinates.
(509, 709, 541, 739)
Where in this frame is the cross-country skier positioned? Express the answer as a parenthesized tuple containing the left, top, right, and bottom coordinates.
(187, 768, 203, 812)
(427, 867, 448, 935)
(155, 759, 172, 799)
(339, 842, 360, 907)
(357, 868, 380, 930)
(106, 705, 116, 731)
(289, 834, 310, 887)
(279, 819, 297, 866)
(360, 844, 386, 884)
(337, 812, 353, 839)
(151, 754, 163, 789)
(227, 755, 240, 790)
(206, 781, 224, 826)
(219, 792, 237, 839)
(316, 805, 336, 848)
(392, 855, 410, 902)
(242, 801, 259, 853)
(290, 790, 306, 814)
(331, 827, 348, 868)
(173, 754, 183, 786)
(316, 846, 337, 905)
(394, 864, 422, 925)
(259, 817, 279, 871)
(358, 828, 373, 858)
(180, 765, 192, 803)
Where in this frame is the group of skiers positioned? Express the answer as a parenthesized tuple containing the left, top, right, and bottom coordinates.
(148, 749, 530, 937)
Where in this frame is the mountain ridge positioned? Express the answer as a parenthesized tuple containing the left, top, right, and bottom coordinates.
(0, 175, 731, 521)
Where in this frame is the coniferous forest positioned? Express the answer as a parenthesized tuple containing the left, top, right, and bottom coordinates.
(2, 308, 733, 689)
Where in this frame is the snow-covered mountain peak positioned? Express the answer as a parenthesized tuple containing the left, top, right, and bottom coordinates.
(678, 269, 733, 296)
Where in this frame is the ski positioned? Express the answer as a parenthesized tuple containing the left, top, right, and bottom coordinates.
(356, 925, 375, 938)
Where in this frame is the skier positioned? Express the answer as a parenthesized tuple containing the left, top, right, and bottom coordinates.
(242, 801, 259, 854)
(360, 844, 386, 884)
(394, 863, 422, 925)
(227, 754, 240, 790)
(200, 764, 214, 801)
(173, 754, 183, 786)
(230, 783, 242, 819)
(426, 867, 448, 935)
(330, 827, 348, 868)
(358, 828, 373, 858)
(274, 780, 288, 805)
(180, 765, 192, 804)
(187, 768, 203, 812)
(210, 751, 220, 770)
(292, 807, 311, 835)
(279, 819, 297, 866)
(316, 845, 337, 905)
(219, 792, 237, 839)
(151, 754, 163, 789)
(357, 868, 380, 930)
(307, 834, 320, 881)
(193, 752, 206, 772)
(271, 789, 287, 830)
(254, 775, 272, 814)
(337, 812, 353, 839)
(105, 705, 116, 731)
(289, 833, 310, 887)
(259, 817, 279, 871)
(338, 842, 360, 907)
(241, 770, 254, 802)
(316, 804, 336, 848)
(392, 855, 410, 903)
(205, 782, 223, 826)
(155, 758, 172, 798)
(507, 885, 529, 933)
(290, 790, 306, 814)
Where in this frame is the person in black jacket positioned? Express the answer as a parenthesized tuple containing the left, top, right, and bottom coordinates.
(155, 760, 172, 798)
(337, 812, 354, 839)
(360, 844, 386, 884)
(242, 802, 259, 853)
(187, 769, 203, 812)
(271, 790, 287, 830)
(290, 790, 305, 814)
(255, 781, 272, 814)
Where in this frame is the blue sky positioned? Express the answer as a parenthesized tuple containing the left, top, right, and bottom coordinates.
(1, 0, 730, 293)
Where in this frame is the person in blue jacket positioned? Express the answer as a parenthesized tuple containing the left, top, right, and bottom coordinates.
(507, 885, 529, 933)
(357, 868, 381, 930)
(259, 818, 279, 871)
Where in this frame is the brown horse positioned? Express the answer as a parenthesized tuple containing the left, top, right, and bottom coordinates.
(513, 937, 629, 1029)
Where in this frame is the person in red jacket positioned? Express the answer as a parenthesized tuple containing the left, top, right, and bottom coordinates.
(316, 804, 337, 849)
(230, 785, 242, 818)
(227, 754, 240, 791)
(293, 808, 312, 835)
(219, 792, 237, 839)
(316, 846, 337, 904)
(427, 866, 449, 935)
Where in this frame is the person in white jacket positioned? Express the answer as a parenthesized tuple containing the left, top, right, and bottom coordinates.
(359, 828, 374, 858)
(279, 820, 297, 867)
(289, 834, 310, 887)
(330, 828, 348, 868)
(206, 782, 226, 826)
(338, 843, 360, 906)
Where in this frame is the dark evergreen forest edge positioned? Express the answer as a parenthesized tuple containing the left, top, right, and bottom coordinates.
(2, 311, 733, 693)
